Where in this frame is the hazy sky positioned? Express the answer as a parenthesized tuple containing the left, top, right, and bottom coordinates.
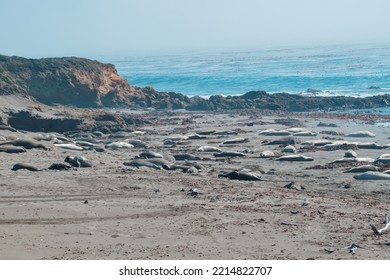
(1, 0, 390, 57)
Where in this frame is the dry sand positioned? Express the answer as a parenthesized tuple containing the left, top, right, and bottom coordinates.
(1, 111, 390, 260)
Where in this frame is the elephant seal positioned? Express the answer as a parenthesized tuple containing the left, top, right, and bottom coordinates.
(265, 136, 298, 145)
(187, 134, 207, 140)
(276, 155, 314, 161)
(0, 146, 27, 153)
(375, 154, 390, 164)
(105, 141, 134, 149)
(173, 154, 202, 161)
(213, 152, 246, 157)
(196, 130, 216, 135)
(218, 171, 262, 181)
(346, 131, 375, 138)
(54, 143, 84, 151)
(0, 139, 48, 150)
(354, 171, 390, 180)
(344, 165, 379, 173)
(64, 156, 92, 168)
(328, 157, 374, 164)
(135, 151, 164, 159)
(123, 158, 173, 170)
(259, 129, 291, 136)
(12, 163, 41, 172)
(198, 146, 222, 152)
(221, 138, 249, 145)
(213, 130, 238, 136)
(344, 150, 357, 158)
(292, 130, 317, 137)
(48, 163, 72, 170)
(125, 139, 148, 148)
(301, 139, 332, 146)
(357, 142, 385, 149)
(260, 150, 275, 158)
(282, 145, 296, 153)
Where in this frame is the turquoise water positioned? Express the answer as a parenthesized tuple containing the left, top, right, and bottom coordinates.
(108, 44, 390, 98)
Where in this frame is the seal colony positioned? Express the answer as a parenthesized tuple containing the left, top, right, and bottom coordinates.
(1, 110, 390, 260)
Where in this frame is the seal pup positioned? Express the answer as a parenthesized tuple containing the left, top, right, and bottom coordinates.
(276, 155, 314, 161)
(12, 163, 41, 172)
(218, 170, 262, 181)
(354, 171, 390, 180)
(0, 139, 48, 150)
(64, 156, 92, 168)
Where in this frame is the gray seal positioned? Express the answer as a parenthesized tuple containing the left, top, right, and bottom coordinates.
(64, 156, 92, 167)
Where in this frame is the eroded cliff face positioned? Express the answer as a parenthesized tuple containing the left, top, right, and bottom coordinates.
(0, 55, 138, 107)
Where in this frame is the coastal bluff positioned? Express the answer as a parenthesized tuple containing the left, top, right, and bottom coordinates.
(1, 54, 390, 112)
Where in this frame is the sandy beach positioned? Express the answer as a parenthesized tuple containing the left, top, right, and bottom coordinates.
(0, 110, 389, 260)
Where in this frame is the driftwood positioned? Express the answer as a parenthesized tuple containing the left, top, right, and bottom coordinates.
(370, 214, 390, 235)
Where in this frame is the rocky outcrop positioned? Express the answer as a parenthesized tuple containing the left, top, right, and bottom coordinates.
(186, 91, 390, 112)
(1, 54, 390, 112)
(0, 54, 138, 107)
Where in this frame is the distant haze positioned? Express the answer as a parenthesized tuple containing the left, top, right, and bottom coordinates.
(1, 0, 390, 57)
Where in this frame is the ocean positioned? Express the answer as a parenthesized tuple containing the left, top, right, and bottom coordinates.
(108, 44, 390, 100)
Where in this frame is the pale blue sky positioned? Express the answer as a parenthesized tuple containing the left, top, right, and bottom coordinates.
(1, 0, 389, 57)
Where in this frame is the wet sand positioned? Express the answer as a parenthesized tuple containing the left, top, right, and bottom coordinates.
(1, 111, 390, 260)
